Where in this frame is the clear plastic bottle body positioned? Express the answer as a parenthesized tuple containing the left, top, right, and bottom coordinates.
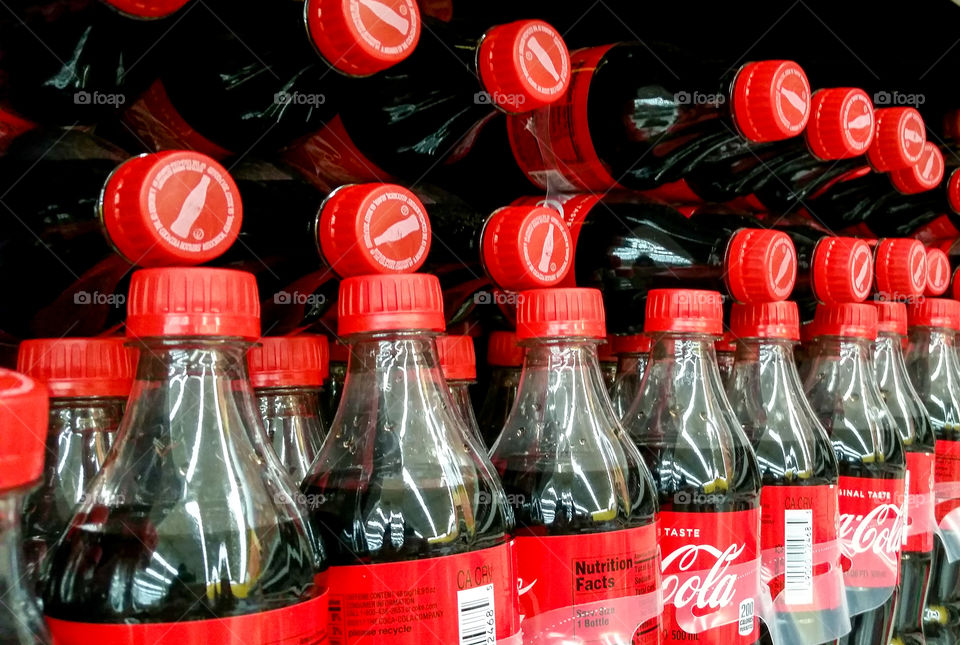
(256, 386, 326, 486)
(320, 361, 346, 425)
(478, 365, 521, 448)
(448, 379, 485, 449)
(610, 351, 649, 420)
(0, 490, 50, 645)
(716, 348, 736, 388)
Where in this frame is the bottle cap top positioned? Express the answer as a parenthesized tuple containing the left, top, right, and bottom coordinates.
(644, 289, 724, 335)
(730, 301, 800, 340)
(814, 302, 878, 340)
(890, 142, 945, 194)
(867, 107, 926, 171)
(812, 237, 874, 304)
(101, 151, 242, 267)
(0, 369, 48, 490)
(715, 332, 738, 353)
(873, 301, 908, 336)
(318, 184, 431, 277)
(907, 297, 960, 330)
(103, 0, 189, 18)
(487, 331, 524, 366)
(948, 169, 960, 214)
(731, 60, 810, 142)
(516, 288, 605, 339)
(874, 238, 928, 299)
(306, 0, 421, 77)
(725, 228, 797, 302)
(330, 340, 350, 363)
(436, 335, 476, 381)
(17, 338, 135, 399)
(926, 248, 952, 296)
(248, 335, 329, 389)
(477, 20, 571, 113)
(338, 273, 445, 335)
(611, 334, 652, 354)
(804, 88, 875, 160)
(126, 268, 261, 340)
(481, 206, 572, 290)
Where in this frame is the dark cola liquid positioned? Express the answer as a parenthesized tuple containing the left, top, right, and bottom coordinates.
(477, 367, 521, 448)
(682, 137, 808, 203)
(42, 506, 316, 622)
(751, 153, 867, 214)
(803, 173, 895, 231)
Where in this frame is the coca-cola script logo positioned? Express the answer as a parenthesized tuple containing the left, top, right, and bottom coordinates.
(838, 504, 904, 567)
(661, 543, 745, 611)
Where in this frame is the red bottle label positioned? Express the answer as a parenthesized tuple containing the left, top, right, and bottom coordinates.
(837, 475, 905, 589)
(513, 524, 660, 643)
(935, 439, 960, 524)
(46, 591, 329, 645)
(324, 543, 520, 645)
(659, 508, 762, 644)
(506, 45, 621, 192)
(905, 451, 935, 553)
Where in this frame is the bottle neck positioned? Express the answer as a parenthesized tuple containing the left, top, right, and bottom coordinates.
(616, 352, 647, 378)
(49, 396, 126, 434)
(875, 331, 930, 448)
(517, 337, 610, 406)
(647, 333, 728, 399)
(255, 386, 323, 418)
(807, 335, 875, 379)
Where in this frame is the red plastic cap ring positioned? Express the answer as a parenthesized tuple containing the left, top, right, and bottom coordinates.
(732, 60, 810, 142)
(516, 288, 605, 339)
(725, 228, 796, 303)
(17, 338, 135, 399)
(126, 267, 261, 340)
(804, 88, 875, 160)
(814, 302, 878, 340)
(477, 20, 571, 113)
(811, 237, 874, 304)
(0, 369, 48, 490)
(482, 206, 572, 291)
(926, 248, 952, 296)
(715, 332, 737, 353)
(953, 267, 960, 302)
(436, 335, 477, 381)
(330, 339, 350, 363)
(319, 184, 431, 277)
(338, 273, 445, 335)
(873, 301, 908, 336)
(101, 151, 242, 267)
(730, 301, 800, 340)
(907, 297, 960, 330)
(248, 336, 329, 389)
(487, 331, 524, 366)
(611, 334, 652, 354)
(874, 238, 928, 299)
(867, 107, 926, 171)
(948, 169, 960, 214)
(890, 142, 945, 194)
(306, 0, 421, 77)
(645, 289, 724, 335)
(597, 337, 617, 362)
(103, 0, 189, 18)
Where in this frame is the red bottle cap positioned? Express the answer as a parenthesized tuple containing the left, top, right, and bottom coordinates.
(477, 20, 571, 113)
(0, 369, 48, 490)
(247, 336, 329, 389)
(306, 0, 421, 77)
(597, 337, 617, 363)
(436, 335, 476, 381)
(644, 289, 723, 336)
(730, 301, 800, 341)
(516, 288, 605, 339)
(487, 331, 523, 366)
(814, 302, 878, 340)
(715, 332, 738, 353)
(890, 142, 945, 194)
(804, 88, 875, 160)
(953, 267, 960, 301)
(611, 334, 652, 354)
(866, 107, 926, 171)
(103, 0, 189, 18)
(482, 206, 572, 291)
(338, 273, 445, 335)
(873, 301, 908, 336)
(874, 238, 928, 298)
(907, 297, 960, 330)
(799, 319, 818, 344)
(731, 60, 810, 142)
(126, 267, 260, 340)
(330, 339, 350, 364)
(725, 228, 797, 303)
(318, 184, 431, 277)
(101, 151, 242, 267)
(926, 248, 952, 296)
(811, 237, 874, 304)
(17, 338, 135, 399)
(948, 169, 960, 214)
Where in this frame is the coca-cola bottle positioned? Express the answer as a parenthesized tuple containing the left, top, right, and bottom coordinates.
(796, 319, 820, 384)
(778, 233, 875, 312)
(248, 335, 330, 485)
(436, 334, 485, 448)
(0, 368, 51, 645)
(803, 303, 906, 645)
(42, 268, 327, 643)
(489, 287, 660, 642)
(905, 297, 960, 644)
(597, 337, 618, 391)
(895, 167, 960, 244)
(716, 332, 737, 388)
(16, 337, 134, 583)
(726, 300, 849, 645)
(622, 288, 764, 644)
(477, 330, 523, 447)
(321, 340, 349, 426)
(506, 48, 811, 193)
(609, 334, 650, 420)
(301, 273, 520, 644)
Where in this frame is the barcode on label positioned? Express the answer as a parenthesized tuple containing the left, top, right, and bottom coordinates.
(458, 583, 496, 645)
(784, 508, 814, 605)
